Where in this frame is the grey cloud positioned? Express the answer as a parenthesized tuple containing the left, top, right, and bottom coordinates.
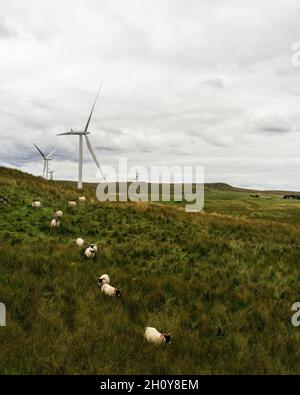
(94, 145, 118, 153)
(198, 135, 228, 148)
(201, 78, 224, 89)
(0, 0, 300, 190)
(262, 126, 290, 133)
(188, 130, 228, 148)
(248, 114, 292, 135)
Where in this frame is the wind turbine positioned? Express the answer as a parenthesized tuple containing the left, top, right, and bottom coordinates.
(33, 144, 56, 180)
(48, 166, 59, 181)
(57, 83, 105, 189)
(48, 169, 54, 181)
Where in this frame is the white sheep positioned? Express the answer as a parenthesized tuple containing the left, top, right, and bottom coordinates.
(78, 196, 86, 202)
(54, 210, 63, 218)
(97, 274, 110, 286)
(84, 244, 97, 259)
(101, 284, 121, 297)
(32, 201, 41, 208)
(68, 201, 77, 207)
(50, 218, 60, 232)
(144, 327, 171, 345)
(76, 238, 85, 247)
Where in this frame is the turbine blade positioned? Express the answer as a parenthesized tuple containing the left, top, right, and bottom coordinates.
(84, 134, 105, 180)
(57, 132, 75, 136)
(47, 148, 57, 157)
(84, 82, 103, 133)
(48, 165, 56, 173)
(33, 143, 46, 159)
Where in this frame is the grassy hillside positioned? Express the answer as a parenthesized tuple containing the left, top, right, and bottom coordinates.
(69, 180, 300, 224)
(0, 166, 300, 374)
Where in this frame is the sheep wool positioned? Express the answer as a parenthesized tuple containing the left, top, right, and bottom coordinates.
(50, 218, 60, 228)
(76, 238, 85, 247)
(54, 210, 63, 218)
(68, 201, 77, 207)
(84, 246, 96, 258)
(97, 274, 110, 285)
(32, 201, 41, 208)
(101, 284, 121, 297)
(144, 327, 171, 345)
(78, 196, 86, 202)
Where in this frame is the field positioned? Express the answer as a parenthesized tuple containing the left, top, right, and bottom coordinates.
(0, 166, 300, 374)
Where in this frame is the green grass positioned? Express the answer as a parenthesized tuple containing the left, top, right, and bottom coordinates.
(0, 166, 300, 374)
(154, 183, 300, 224)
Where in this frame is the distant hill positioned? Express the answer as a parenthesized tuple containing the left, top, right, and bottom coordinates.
(2, 165, 298, 195)
(59, 178, 298, 195)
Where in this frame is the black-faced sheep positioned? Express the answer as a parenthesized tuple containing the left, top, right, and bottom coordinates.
(84, 244, 97, 258)
(97, 274, 110, 285)
(144, 327, 171, 344)
(50, 218, 60, 233)
(101, 284, 121, 297)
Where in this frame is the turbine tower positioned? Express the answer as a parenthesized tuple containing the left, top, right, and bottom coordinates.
(33, 144, 56, 180)
(57, 83, 105, 189)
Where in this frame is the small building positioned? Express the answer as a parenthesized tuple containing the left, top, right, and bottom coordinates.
(283, 194, 300, 200)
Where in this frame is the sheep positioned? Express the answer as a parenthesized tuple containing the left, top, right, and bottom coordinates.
(50, 218, 60, 233)
(101, 284, 121, 297)
(68, 201, 77, 207)
(90, 243, 97, 252)
(144, 327, 171, 345)
(97, 274, 110, 286)
(84, 244, 97, 259)
(76, 238, 85, 247)
(78, 196, 86, 202)
(32, 201, 41, 208)
(54, 210, 63, 218)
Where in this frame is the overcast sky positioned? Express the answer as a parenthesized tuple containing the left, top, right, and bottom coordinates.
(0, 0, 300, 190)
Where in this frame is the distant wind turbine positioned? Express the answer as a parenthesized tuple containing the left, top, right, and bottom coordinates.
(48, 166, 59, 181)
(57, 83, 105, 189)
(33, 144, 56, 180)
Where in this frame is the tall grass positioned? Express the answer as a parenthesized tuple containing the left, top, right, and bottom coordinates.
(0, 166, 300, 374)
